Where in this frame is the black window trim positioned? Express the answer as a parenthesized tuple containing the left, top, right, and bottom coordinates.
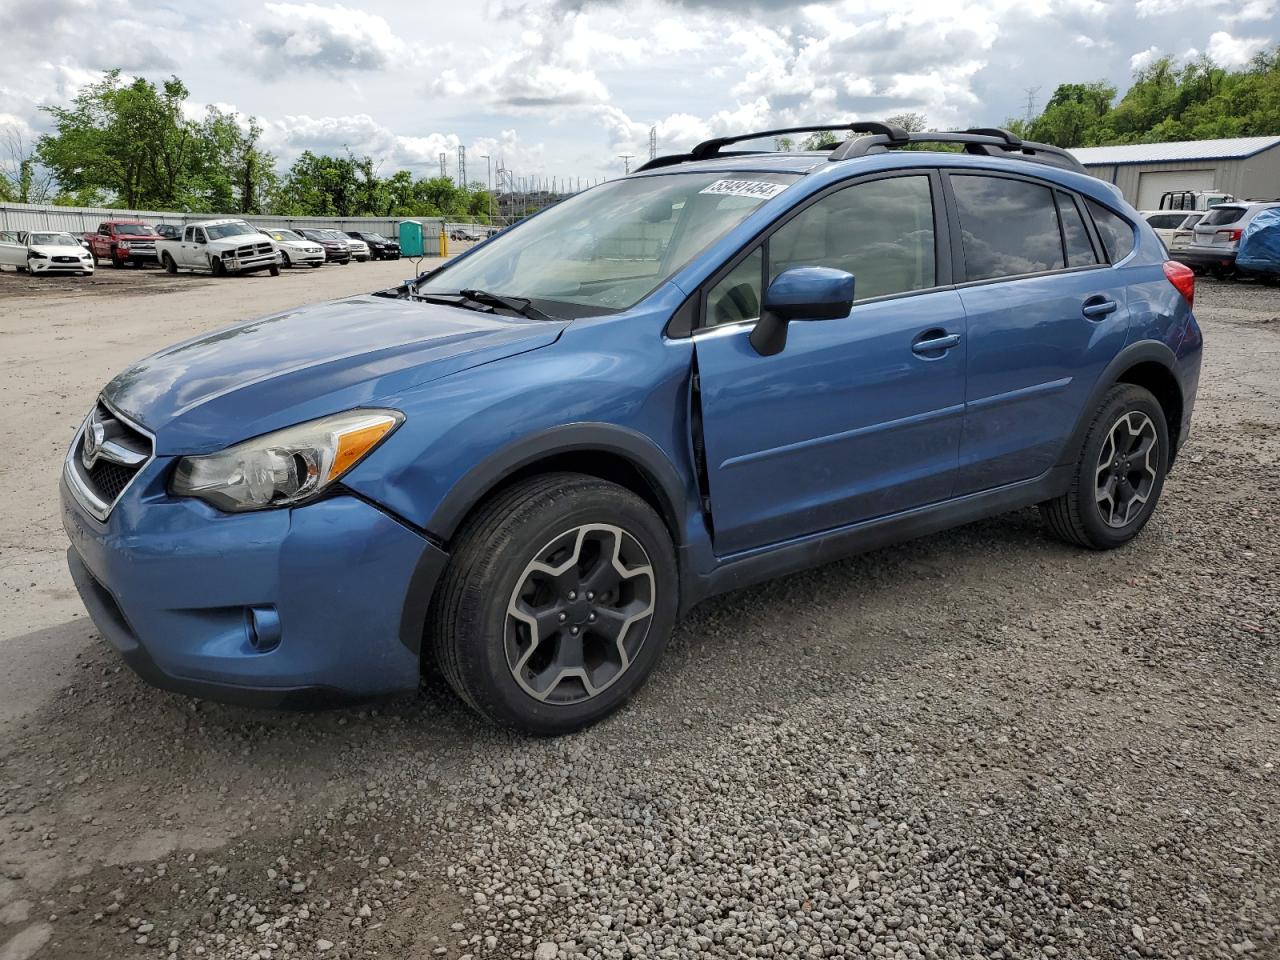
(1056, 189, 1104, 267)
(941, 169, 1114, 288)
(1081, 194, 1140, 266)
(676, 168, 953, 338)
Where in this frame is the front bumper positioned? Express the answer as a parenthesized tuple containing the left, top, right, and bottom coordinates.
(224, 252, 280, 274)
(30, 258, 94, 274)
(61, 464, 447, 706)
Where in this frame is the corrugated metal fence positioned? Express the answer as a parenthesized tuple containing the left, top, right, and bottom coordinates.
(0, 202, 483, 240)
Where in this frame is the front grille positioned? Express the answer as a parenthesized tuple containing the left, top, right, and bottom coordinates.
(88, 460, 136, 500)
(67, 400, 153, 520)
(235, 242, 273, 258)
(53, 255, 80, 263)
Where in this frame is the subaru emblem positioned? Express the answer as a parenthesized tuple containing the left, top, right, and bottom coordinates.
(82, 416, 105, 470)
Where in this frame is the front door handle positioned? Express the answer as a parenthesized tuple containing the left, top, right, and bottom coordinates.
(1081, 296, 1118, 320)
(912, 332, 962, 356)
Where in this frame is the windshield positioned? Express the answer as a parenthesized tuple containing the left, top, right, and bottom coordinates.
(364, 233, 387, 242)
(321, 230, 346, 240)
(113, 223, 156, 236)
(31, 232, 80, 246)
(205, 221, 256, 240)
(270, 229, 302, 241)
(418, 171, 800, 314)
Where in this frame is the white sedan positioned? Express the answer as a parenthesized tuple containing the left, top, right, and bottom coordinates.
(0, 230, 95, 275)
(264, 228, 326, 268)
(343, 234, 371, 262)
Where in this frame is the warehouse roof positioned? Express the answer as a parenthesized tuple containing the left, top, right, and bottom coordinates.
(1070, 136, 1280, 166)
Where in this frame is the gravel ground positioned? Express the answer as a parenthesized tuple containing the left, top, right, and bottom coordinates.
(0, 278, 1277, 960)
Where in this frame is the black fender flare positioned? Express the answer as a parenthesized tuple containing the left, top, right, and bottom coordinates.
(1056, 339, 1179, 468)
(427, 422, 691, 545)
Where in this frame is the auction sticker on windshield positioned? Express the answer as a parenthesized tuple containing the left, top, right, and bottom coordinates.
(699, 179, 790, 200)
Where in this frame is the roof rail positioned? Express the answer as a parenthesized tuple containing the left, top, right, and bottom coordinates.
(636, 121, 910, 172)
(828, 127, 1088, 174)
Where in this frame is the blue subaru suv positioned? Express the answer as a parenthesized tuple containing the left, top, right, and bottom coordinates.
(62, 123, 1202, 733)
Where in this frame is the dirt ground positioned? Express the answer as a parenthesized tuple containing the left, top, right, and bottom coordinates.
(0, 271, 1276, 960)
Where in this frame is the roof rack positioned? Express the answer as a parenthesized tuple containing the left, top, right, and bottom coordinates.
(636, 121, 910, 172)
(828, 127, 1088, 174)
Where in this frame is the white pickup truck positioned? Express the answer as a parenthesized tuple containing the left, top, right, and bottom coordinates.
(156, 219, 281, 277)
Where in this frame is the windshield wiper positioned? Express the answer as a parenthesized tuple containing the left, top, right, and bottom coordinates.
(458, 289, 553, 321)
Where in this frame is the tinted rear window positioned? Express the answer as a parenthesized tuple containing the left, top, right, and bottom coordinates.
(1085, 199, 1135, 263)
(952, 175, 1065, 281)
(1146, 213, 1186, 229)
(1058, 192, 1099, 267)
(1201, 206, 1246, 227)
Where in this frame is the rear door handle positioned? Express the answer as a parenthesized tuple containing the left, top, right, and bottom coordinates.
(1081, 296, 1118, 320)
(912, 332, 962, 356)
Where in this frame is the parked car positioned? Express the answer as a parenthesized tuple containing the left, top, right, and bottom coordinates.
(155, 219, 281, 276)
(343, 235, 371, 262)
(0, 230, 95, 275)
(1166, 212, 1204, 253)
(264, 228, 326, 268)
(297, 228, 351, 264)
(345, 231, 400, 260)
(449, 227, 485, 241)
(1141, 210, 1202, 247)
(85, 220, 159, 268)
(1234, 207, 1280, 280)
(1174, 200, 1280, 277)
(154, 224, 182, 240)
(61, 123, 1201, 733)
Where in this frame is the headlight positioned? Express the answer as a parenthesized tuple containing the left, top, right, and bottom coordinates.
(118, 241, 130, 250)
(170, 409, 403, 512)
(27, 251, 47, 259)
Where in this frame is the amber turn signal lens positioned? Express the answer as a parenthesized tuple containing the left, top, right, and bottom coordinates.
(327, 417, 399, 483)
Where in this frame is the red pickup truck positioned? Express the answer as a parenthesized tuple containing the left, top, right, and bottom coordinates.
(84, 221, 159, 267)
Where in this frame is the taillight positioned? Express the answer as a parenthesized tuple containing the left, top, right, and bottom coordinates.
(1163, 259, 1195, 308)
(1214, 228, 1243, 243)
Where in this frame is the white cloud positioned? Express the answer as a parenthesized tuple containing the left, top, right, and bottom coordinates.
(1129, 45, 1162, 70)
(248, 3, 411, 71)
(1207, 30, 1272, 66)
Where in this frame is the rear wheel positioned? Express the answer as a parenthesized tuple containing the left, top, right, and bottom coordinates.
(1040, 384, 1169, 549)
(431, 473, 677, 734)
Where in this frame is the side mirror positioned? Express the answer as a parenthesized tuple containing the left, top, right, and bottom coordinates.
(749, 267, 855, 356)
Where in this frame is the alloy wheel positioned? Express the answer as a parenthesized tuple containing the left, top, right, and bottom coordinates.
(505, 523, 656, 704)
(1095, 411, 1159, 528)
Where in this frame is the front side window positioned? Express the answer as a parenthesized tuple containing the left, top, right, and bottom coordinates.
(707, 247, 764, 326)
(418, 171, 799, 316)
(952, 175, 1065, 281)
(1086, 199, 1136, 263)
(768, 175, 936, 300)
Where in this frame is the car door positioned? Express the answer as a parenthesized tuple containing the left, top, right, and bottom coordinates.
(693, 172, 967, 556)
(945, 173, 1131, 494)
(0, 231, 26, 268)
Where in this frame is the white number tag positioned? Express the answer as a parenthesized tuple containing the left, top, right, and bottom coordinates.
(698, 179, 789, 200)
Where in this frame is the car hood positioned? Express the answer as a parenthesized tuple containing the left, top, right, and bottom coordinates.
(102, 294, 569, 454)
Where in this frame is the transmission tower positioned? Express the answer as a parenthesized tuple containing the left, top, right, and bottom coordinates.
(457, 146, 466, 187)
(1023, 86, 1041, 124)
(617, 154, 635, 175)
(648, 126, 657, 160)
(439, 152, 447, 179)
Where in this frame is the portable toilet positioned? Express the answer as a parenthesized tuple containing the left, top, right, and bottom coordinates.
(398, 220, 425, 257)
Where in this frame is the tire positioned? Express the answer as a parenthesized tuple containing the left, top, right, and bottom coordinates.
(210, 257, 225, 277)
(431, 472, 678, 734)
(310, 262, 322, 268)
(110, 250, 123, 269)
(281, 252, 291, 269)
(1040, 384, 1170, 550)
(269, 264, 280, 277)
(162, 253, 177, 274)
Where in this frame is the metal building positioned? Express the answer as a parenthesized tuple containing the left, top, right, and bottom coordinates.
(1070, 136, 1280, 209)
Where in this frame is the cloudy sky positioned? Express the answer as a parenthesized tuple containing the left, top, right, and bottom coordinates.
(0, 0, 1275, 184)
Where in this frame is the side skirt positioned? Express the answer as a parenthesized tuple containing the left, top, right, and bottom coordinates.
(680, 464, 1072, 611)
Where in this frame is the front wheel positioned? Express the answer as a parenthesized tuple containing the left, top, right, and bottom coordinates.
(1040, 384, 1170, 549)
(431, 473, 678, 734)
(268, 264, 280, 277)
(162, 253, 178, 274)
(281, 252, 292, 269)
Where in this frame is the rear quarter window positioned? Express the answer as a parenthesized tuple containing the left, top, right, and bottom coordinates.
(1085, 199, 1135, 263)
